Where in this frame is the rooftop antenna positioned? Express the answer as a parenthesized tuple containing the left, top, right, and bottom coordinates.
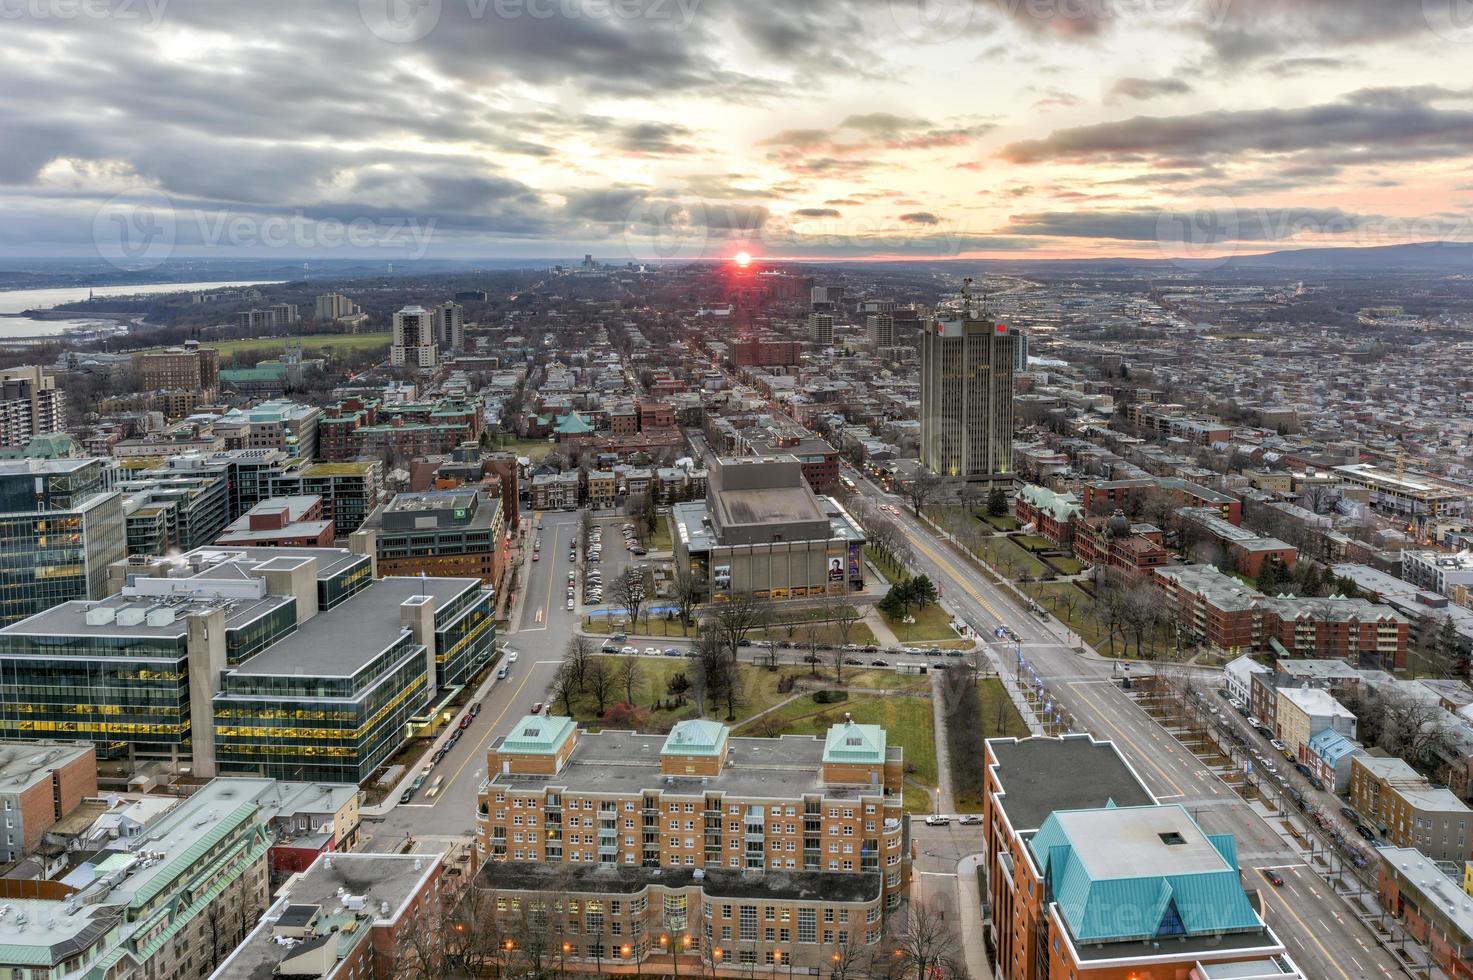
(961, 277, 976, 318)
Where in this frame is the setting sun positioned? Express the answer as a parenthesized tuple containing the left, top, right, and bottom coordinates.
(733, 251, 752, 268)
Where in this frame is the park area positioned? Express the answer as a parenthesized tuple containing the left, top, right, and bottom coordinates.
(143, 332, 390, 361)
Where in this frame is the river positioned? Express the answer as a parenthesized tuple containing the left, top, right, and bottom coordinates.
(0, 280, 285, 339)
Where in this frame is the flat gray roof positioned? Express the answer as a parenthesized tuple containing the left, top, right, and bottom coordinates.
(0, 741, 94, 794)
(231, 576, 480, 676)
(987, 735, 1155, 832)
(490, 728, 901, 801)
(0, 592, 296, 644)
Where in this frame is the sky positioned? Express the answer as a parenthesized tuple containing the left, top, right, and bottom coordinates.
(3, 0, 1473, 265)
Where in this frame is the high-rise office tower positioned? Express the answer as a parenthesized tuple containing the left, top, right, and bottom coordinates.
(390, 306, 438, 369)
(432, 300, 465, 350)
(1015, 325, 1030, 373)
(919, 282, 1016, 480)
(808, 312, 834, 345)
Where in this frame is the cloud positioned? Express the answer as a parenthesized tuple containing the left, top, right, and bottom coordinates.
(1004, 207, 1377, 242)
(1106, 77, 1194, 104)
(899, 212, 942, 224)
(998, 87, 1473, 168)
(1195, 0, 1437, 67)
(793, 208, 843, 218)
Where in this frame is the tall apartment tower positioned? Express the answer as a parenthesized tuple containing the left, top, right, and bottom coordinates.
(1015, 325, 1030, 373)
(391, 305, 438, 369)
(0, 367, 67, 447)
(808, 312, 835, 346)
(315, 292, 359, 321)
(919, 281, 1016, 481)
(865, 313, 896, 347)
(432, 300, 465, 350)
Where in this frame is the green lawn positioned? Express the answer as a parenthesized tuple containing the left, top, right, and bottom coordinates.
(647, 514, 673, 553)
(865, 546, 904, 584)
(883, 604, 961, 643)
(1017, 580, 1177, 659)
(553, 657, 795, 731)
(494, 435, 558, 462)
(972, 535, 1050, 579)
(1014, 534, 1055, 552)
(982, 513, 1020, 532)
(584, 615, 694, 637)
(140, 332, 391, 359)
(954, 680, 1031, 810)
(1047, 556, 1086, 576)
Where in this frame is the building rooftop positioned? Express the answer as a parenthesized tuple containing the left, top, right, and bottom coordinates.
(214, 851, 446, 980)
(1278, 687, 1355, 720)
(489, 728, 901, 800)
(663, 719, 729, 758)
(476, 862, 882, 904)
(986, 735, 1156, 833)
(1377, 847, 1473, 946)
(230, 575, 481, 677)
(0, 741, 93, 795)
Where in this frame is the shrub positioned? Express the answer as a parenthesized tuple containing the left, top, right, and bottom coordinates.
(813, 690, 849, 705)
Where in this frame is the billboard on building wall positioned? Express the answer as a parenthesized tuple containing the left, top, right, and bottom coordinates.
(714, 565, 732, 591)
(828, 557, 844, 583)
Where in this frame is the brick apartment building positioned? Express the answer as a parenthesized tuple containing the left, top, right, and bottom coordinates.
(1070, 512, 1170, 582)
(732, 336, 801, 367)
(982, 735, 1301, 979)
(1351, 755, 1473, 863)
(0, 741, 97, 862)
(475, 716, 909, 976)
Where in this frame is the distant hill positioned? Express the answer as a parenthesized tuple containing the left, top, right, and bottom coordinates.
(1217, 241, 1473, 271)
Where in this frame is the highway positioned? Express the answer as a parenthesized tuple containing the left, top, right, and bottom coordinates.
(843, 465, 1406, 979)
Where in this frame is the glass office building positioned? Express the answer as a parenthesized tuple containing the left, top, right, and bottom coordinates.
(0, 459, 126, 625)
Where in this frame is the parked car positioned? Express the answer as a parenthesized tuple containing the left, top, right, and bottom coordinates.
(1356, 824, 1378, 842)
(645, 647, 660, 657)
(1340, 806, 1358, 822)
(959, 815, 983, 826)
(871, 659, 889, 667)
(620, 645, 638, 655)
(945, 650, 965, 658)
(566, 599, 575, 610)
(602, 643, 619, 653)
(1269, 739, 1287, 753)
(664, 648, 682, 657)
(844, 658, 865, 666)
(924, 815, 951, 827)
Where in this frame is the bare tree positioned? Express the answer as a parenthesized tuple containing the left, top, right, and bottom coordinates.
(586, 657, 614, 714)
(900, 469, 945, 517)
(618, 654, 642, 705)
(612, 566, 648, 634)
(551, 662, 578, 716)
(890, 902, 962, 980)
(692, 627, 735, 717)
(671, 563, 703, 632)
(565, 635, 594, 691)
(707, 592, 769, 662)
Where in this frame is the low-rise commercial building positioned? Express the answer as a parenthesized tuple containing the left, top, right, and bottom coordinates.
(216, 495, 335, 548)
(1351, 755, 1473, 862)
(354, 488, 505, 583)
(672, 456, 865, 600)
(474, 716, 908, 975)
(1378, 846, 1473, 978)
(1275, 686, 1357, 761)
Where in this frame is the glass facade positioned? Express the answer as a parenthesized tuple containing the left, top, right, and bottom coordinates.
(0, 630, 191, 755)
(435, 588, 497, 686)
(319, 555, 373, 609)
(0, 492, 126, 625)
(214, 633, 428, 782)
(225, 601, 299, 666)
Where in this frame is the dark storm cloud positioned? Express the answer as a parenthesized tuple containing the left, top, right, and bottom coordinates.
(1005, 206, 1376, 241)
(999, 87, 1473, 167)
(1195, 0, 1440, 67)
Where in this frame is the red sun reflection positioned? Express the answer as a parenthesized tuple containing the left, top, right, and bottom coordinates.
(733, 251, 752, 268)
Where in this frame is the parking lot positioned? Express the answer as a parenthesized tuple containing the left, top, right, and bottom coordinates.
(580, 515, 659, 624)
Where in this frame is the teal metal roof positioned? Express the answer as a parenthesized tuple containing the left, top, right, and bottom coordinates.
(662, 719, 729, 757)
(502, 715, 575, 754)
(554, 412, 595, 435)
(823, 721, 887, 764)
(1029, 805, 1263, 944)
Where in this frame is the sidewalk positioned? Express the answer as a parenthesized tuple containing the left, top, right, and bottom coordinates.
(954, 854, 991, 980)
(930, 671, 955, 813)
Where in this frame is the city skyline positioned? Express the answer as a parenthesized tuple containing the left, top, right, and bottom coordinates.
(2, 1, 1472, 262)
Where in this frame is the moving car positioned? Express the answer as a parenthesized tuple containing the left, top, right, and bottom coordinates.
(531, 702, 544, 714)
(1261, 868, 1284, 887)
(506, 651, 519, 663)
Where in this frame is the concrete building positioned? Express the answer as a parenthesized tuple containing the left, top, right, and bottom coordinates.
(135, 344, 220, 396)
(354, 488, 506, 583)
(671, 456, 865, 600)
(1404, 551, 1473, 597)
(0, 458, 127, 625)
(808, 312, 834, 345)
(211, 850, 447, 980)
(314, 292, 361, 321)
(434, 299, 465, 350)
(1334, 464, 1470, 522)
(215, 399, 322, 460)
(474, 716, 908, 975)
(1351, 755, 1473, 863)
(216, 495, 335, 548)
(0, 740, 97, 862)
(391, 305, 439, 370)
(982, 735, 1301, 980)
(0, 778, 274, 980)
(0, 366, 66, 448)
(919, 302, 1016, 483)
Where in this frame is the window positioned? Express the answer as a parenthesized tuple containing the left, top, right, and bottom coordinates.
(798, 910, 816, 943)
(739, 907, 757, 941)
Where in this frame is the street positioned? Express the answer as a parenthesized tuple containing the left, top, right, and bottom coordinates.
(841, 464, 1406, 980)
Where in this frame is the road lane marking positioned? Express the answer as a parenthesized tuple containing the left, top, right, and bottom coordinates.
(434, 662, 549, 805)
(1068, 682, 1185, 796)
(1258, 883, 1354, 980)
